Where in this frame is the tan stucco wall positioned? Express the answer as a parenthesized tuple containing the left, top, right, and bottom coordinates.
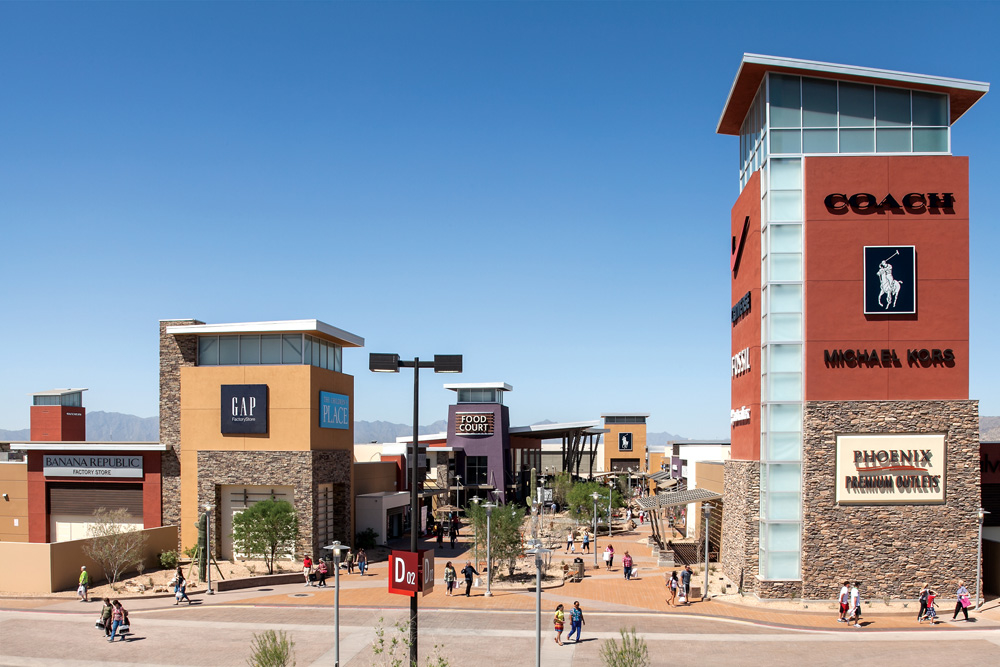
(603, 423, 647, 471)
(355, 461, 399, 496)
(696, 461, 725, 494)
(0, 461, 28, 542)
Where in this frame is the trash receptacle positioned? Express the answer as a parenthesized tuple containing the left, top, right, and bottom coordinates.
(573, 558, 585, 581)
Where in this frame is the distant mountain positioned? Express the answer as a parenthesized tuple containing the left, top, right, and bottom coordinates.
(646, 431, 686, 446)
(983, 416, 1000, 441)
(87, 411, 159, 441)
(354, 420, 448, 444)
(0, 427, 29, 441)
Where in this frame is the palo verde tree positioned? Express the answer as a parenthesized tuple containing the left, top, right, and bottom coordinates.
(83, 507, 148, 591)
(566, 481, 624, 524)
(231, 499, 299, 574)
(465, 501, 525, 577)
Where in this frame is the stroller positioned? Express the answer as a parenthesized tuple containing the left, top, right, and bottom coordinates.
(919, 593, 938, 624)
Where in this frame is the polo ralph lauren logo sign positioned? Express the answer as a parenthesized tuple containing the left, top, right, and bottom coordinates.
(221, 384, 268, 434)
(864, 246, 916, 315)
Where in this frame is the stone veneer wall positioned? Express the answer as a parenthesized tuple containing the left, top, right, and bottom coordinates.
(801, 400, 980, 600)
(159, 319, 201, 533)
(197, 450, 352, 558)
(721, 459, 760, 595)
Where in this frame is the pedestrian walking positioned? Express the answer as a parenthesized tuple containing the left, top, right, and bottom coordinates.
(920, 589, 939, 624)
(173, 568, 192, 604)
(436, 523, 444, 548)
(667, 571, 679, 606)
(582, 530, 590, 553)
(99, 598, 113, 636)
(553, 604, 565, 646)
(107, 600, 128, 642)
(316, 558, 328, 587)
(461, 561, 479, 597)
(603, 544, 615, 571)
(357, 549, 368, 576)
(444, 561, 457, 596)
(77, 566, 90, 602)
(837, 580, 850, 622)
(623, 551, 633, 580)
(680, 565, 692, 604)
(849, 582, 862, 627)
(449, 525, 458, 550)
(565, 530, 574, 554)
(345, 548, 355, 574)
(303, 554, 314, 586)
(916, 582, 930, 622)
(567, 601, 585, 643)
(952, 580, 971, 621)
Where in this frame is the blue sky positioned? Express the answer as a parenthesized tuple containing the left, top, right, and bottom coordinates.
(2, 1, 998, 437)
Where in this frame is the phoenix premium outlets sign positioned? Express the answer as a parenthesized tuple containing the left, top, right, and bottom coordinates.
(221, 384, 268, 434)
(455, 412, 494, 435)
(43, 455, 143, 478)
(835, 434, 945, 504)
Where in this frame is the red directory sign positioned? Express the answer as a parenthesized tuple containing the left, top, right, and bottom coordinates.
(388, 549, 435, 597)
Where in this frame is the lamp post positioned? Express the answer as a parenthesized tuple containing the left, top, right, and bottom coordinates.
(324, 541, 350, 667)
(454, 474, 462, 508)
(703, 503, 714, 603)
(483, 501, 497, 597)
(526, 541, 552, 667)
(370, 352, 462, 666)
(471, 496, 481, 569)
(591, 491, 600, 569)
(607, 478, 614, 538)
(977, 508, 989, 610)
(203, 503, 214, 595)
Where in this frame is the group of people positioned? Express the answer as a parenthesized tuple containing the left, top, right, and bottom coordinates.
(563, 529, 591, 554)
(442, 561, 480, 597)
(552, 601, 586, 645)
(665, 566, 693, 605)
(915, 580, 973, 624)
(836, 581, 865, 627)
(435, 521, 461, 550)
(301, 549, 368, 587)
(97, 598, 130, 642)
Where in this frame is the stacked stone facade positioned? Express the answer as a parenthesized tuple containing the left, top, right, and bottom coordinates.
(721, 459, 759, 594)
(158, 319, 201, 532)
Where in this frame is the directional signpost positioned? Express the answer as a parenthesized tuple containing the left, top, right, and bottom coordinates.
(388, 549, 435, 597)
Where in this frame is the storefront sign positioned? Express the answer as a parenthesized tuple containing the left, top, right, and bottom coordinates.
(455, 412, 494, 435)
(732, 347, 751, 377)
(221, 384, 268, 434)
(824, 192, 955, 213)
(43, 455, 143, 478)
(824, 348, 954, 368)
(618, 432, 633, 452)
(730, 406, 750, 425)
(835, 434, 945, 504)
(731, 215, 750, 275)
(732, 291, 751, 326)
(319, 391, 350, 429)
(864, 246, 916, 315)
(982, 443, 1000, 484)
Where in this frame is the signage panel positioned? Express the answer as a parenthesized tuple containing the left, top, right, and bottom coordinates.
(388, 549, 435, 597)
(835, 434, 945, 504)
(455, 412, 494, 436)
(43, 455, 143, 478)
(863, 246, 916, 315)
(319, 391, 350, 429)
(221, 385, 268, 434)
(618, 432, 633, 452)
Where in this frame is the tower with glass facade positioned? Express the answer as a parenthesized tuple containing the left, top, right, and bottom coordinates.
(718, 55, 988, 598)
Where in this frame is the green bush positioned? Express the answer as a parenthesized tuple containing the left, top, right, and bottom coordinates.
(247, 629, 295, 667)
(159, 550, 179, 570)
(355, 527, 379, 550)
(600, 627, 649, 667)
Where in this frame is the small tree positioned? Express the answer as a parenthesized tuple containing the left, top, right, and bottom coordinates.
(566, 481, 623, 524)
(466, 501, 525, 576)
(551, 471, 573, 507)
(600, 627, 650, 667)
(247, 629, 295, 667)
(232, 499, 299, 574)
(83, 507, 148, 591)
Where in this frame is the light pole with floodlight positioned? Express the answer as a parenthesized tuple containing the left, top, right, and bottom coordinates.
(977, 507, 989, 610)
(483, 501, 497, 597)
(591, 491, 600, 568)
(526, 541, 551, 667)
(324, 541, 350, 667)
(703, 503, 714, 602)
(607, 478, 614, 538)
(203, 503, 214, 595)
(370, 352, 463, 666)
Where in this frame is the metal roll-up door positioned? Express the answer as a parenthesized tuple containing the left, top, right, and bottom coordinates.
(48, 483, 143, 517)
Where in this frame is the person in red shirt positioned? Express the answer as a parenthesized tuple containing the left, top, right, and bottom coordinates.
(303, 555, 314, 586)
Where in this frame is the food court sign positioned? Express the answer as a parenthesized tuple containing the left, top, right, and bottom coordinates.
(43, 455, 143, 479)
(835, 434, 945, 504)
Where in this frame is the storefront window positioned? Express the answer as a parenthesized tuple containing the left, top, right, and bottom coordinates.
(466, 456, 488, 486)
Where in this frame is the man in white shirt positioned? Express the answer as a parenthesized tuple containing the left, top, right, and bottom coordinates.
(837, 581, 850, 622)
(850, 582, 862, 628)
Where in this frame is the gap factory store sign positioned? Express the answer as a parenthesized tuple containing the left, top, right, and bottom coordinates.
(221, 384, 268, 434)
(43, 455, 143, 478)
(835, 434, 945, 504)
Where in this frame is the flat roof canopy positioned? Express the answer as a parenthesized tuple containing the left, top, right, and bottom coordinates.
(637, 488, 721, 510)
(718, 53, 990, 135)
(165, 319, 364, 348)
(509, 421, 605, 439)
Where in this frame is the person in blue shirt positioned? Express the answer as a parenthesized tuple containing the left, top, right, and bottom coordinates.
(567, 601, 585, 643)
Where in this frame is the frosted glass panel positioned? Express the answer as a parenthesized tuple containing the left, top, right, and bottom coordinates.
(768, 405, 801, 432)
(877, 129, 911, 153)
(768, 463, 801, 492)
(770, 344, 802, 372)
(199, 336, 219, 365)
(802, 77, 837, 127)
(767, 433, 801, 461)
(219, 336, 239, 365)
(839, 82, 874, 126)
(770, 225, 801, 253)
(876, 87, 910, 126)
(768, 492, 802, 519)
(803, 129, 837, 153)
(281, 334, 302, 364)
(239, 335, 260, 365)
(912, 91, 948, 126)
(841, 129, 874, 153)
(771, 130, 800, 154)
(769, 372, 802, 401)
(770, 284, 802, 312)
(769, 74, 801, 128)
(770, 191, 802, 222)
(770, 253, 802, 281)
(768, 522, 801, 550)
(913, 128, 948, 152)
(262, 335, 281, 364)
(769, 158, 801, 189)
(766, 550, 800, 580)
(769, 313, 802, 340)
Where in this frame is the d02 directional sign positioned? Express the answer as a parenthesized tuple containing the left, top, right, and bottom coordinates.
(388, 549, 435, 597)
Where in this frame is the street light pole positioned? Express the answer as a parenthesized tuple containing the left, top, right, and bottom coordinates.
(203, 504, 214, 595)
(484, 501, 496, 597)
(977, 508, 989, 610)
(703, 503, 714, 603)
(471, 496, 481, 569)
(591, 492, 600, 569)
(370, 353, 462, 667)
(608, 479, 614, 538)
(324, 541, 349, 667)
(527, 542, 551, 667)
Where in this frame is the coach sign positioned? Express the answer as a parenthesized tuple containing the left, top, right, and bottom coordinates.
(221, 384, 268, 434)
(835, 434, 945, 504)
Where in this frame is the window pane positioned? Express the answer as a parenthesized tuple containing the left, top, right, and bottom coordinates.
(768, 492, 802, 519)
(912, 91, 948, 126)
(321, 341, 329, 369)
(769, 158, 801, 189)
(219, 336, 239, 365)
(768, 372, 802, 401)
(334, 345, 343, 372)
(839, 83, 874, 126)
(877, 128, 911, 152)
(767, 433, 801, 462)
(770, 253, 802, 281)
(769, 313, 802, 341)
(875, 86, 910, 126)
(770, 344, 802, 372)
(769, 74, 801, 128)
(913, 128, 948, 152)
(768, 463, 801, 492)
(239, 335, 260, 365)
(282, 334, 303, 364)
(768, 405, 801, 432)
(770, 129, 800, 154)
(768, 521, 801, 551)
(766, 549, 800, 580)
(303, 336, 312, 366)
(770, 191, 801, 222)
(261, 335, 281, 364)
(770, 284, 802, 312)
(840, 129, 874, 153)
(802, 77, 837, 127)
(803, 129, 837, 153)
(199, 336, 219, 366)
(770, 224, 801, 253)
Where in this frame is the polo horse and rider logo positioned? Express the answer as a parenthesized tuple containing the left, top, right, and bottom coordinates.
(876, 250, 902, 309)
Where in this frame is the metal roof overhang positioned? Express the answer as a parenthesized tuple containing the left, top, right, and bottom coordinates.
(637, 488, 722, 510)
(509, 421, 605, 440)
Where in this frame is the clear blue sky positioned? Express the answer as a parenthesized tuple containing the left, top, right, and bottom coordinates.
(2, 2, 998, 437)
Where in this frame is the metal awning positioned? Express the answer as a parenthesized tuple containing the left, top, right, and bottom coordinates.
(637, 488, 722, 510)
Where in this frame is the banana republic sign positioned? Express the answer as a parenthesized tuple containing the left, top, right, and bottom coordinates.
(835, 434, 945, 504)
(43, 455, 143, 478)
(221, 384, 268, 434)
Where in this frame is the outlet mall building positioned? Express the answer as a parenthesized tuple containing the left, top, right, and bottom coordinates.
(720, 55, 988, 598)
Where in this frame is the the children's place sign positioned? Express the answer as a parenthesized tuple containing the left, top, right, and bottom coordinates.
(835, 433, 945, 504)
(43, 455, 143, 478)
